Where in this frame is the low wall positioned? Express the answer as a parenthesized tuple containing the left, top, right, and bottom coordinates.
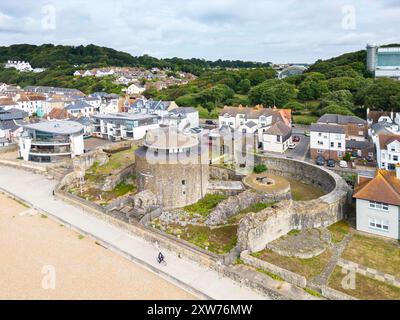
(209, 165, 245, 181)
(102, 164, 135, 191)
(237, 156, 350, 252)
(240, 250, 307, 288)
(139, 208, 163, 225)
(205, 189, 291, 226)
(0, 143, 18, 154)
(321, 285, 358, 300)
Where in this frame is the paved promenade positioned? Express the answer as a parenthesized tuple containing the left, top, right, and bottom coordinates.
(0, 165, 268, 300)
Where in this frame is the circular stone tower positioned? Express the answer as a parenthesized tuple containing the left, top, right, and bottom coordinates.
(135, 127, 209, 209)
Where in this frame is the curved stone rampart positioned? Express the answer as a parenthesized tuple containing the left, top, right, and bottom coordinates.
(238, 156, 351, 252)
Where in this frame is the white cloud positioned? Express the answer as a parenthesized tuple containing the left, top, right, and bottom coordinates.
(0, 0, 399, 63)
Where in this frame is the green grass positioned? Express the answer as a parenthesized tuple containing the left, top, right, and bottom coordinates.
(303, 287, 322, 297)
(256, 268, 284, 282)
(328, 220, 350, 243)
(293, 114, 318, 125)
(112, 180, 136, 197)
(252, 248, 332, 280)
(78, 234, 85, 240)
(287, 229, 301, 237)
(40, 214, 48, 219)
(288, 178, 325, 201)
(184, 194, 228, 217)
(342, 234, 400, 278)
(328, 266, 400, 300)
(165, 224, 238, 255)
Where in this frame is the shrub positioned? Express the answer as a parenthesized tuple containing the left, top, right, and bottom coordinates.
(253, 164, 268, 173)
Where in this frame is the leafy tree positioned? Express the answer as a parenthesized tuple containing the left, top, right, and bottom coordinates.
(362, 78, 400, 110)
(320, 103, 354, 116)
(237, 79, 251, 94)
(249, 79, 296, 106)
(284, 101, 305, 111)
(298, 78, 329, 100)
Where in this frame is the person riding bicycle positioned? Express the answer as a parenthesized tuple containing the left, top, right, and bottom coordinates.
(157, 252, 165, 264)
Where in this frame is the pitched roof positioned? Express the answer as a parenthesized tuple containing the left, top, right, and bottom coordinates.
(354, 170, 400, 206)
(310, 123, 345, 134)
(318, 114, 367, 125)
(220, 105, 290, 124)
(367, 110, 392, 124)
(345, 140, 374, 150)
(48, 108, 69, 120)
(378, 134, 400, 150)
(265, 121, 292, 138)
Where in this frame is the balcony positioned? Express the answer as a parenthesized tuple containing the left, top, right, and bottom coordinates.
(30, 139, 70, 146)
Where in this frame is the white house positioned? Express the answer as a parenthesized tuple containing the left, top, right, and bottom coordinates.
(376, 134, 400, 170)
(65, 101, 95, 117)
(130, 98, 178, 117)
(19, 120, 84, 163)
(126, 83, 146, 95)
(217, 105, 292, 154)
(354, 169, 400, 240)
(4, 60, 33, 72)
(160, 107, 199, 131)
(310, 123, 346, 160)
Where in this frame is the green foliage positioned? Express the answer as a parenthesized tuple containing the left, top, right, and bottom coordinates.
(293, 115, 318, 125)
(361, 78, 400, 110)
(253, 164, 268, 173)
(284, 100, 305, 111)
(184, 194, 228, 217)
(249, 79, 297, 106)
(298, 73, 329, 100)
(343, 152, 352, 161)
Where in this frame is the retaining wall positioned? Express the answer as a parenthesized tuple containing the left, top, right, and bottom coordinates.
(240, 251, 307, 288)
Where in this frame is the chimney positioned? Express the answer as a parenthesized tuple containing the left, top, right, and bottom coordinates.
(396, 164, 400, 180)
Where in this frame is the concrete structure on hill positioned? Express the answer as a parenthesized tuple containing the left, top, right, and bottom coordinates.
(135, 127, 209, 209)
(19, 120, 84, 163)
(367, 44, 400, 80)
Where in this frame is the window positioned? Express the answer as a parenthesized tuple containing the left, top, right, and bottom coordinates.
(394, 155, 399, 162)
(369, 218, 389, 231)
(318, 132, 322, 137)
(369, 201, 389, 211)
(182, 180, 186, 185)
(318, 141, 323, 145)
(330, 142, 334, 148)
(338, 143, 342, 148)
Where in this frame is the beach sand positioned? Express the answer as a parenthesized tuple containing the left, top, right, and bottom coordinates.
(0, 193, 196, 300)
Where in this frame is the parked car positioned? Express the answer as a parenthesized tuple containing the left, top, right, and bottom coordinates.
(292, 136, 300, 142)
(316, 156, 325, 166)
(288, 143, 296, 149)
(205, 120, 216, 125)
(339, 160, 348, 168)
(327, 159, 335, 168)
(304, 131, 310, 137)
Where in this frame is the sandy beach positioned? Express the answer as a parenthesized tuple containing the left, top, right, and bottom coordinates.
(0, 193, 196, 300)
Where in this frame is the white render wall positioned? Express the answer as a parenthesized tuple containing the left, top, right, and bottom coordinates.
(356, 199, 399, 240)
(310, 131, 346, 153)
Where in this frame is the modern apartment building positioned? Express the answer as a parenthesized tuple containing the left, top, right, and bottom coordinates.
(19, 120, 84, 163)
(92, 113, 159, 141)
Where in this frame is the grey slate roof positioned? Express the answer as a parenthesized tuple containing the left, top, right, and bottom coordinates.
(310, 123, 345, 134)
(346, 140, 374, 150)
(318, 114, 367, 125)
(245, 121, 257, 128)
(265, 122, 292, 140)
(65, 100, 92, 110)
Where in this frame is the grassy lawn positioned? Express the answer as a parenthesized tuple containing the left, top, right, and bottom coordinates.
(342, 234, 400, 278)
(328, 266, 400, 300)
(328, 220, 350, 243)
(228, 202, 274, 224)
(165, 223, 238, 254)
(288, 178, 325, 201)
(85, 146, 137, 180)
(293, 114, 318, 125)
(252, 248, 332, 280)
(184, 194, 228, 217)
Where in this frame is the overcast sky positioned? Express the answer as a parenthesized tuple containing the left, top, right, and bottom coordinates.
(0, 0, 399, 64)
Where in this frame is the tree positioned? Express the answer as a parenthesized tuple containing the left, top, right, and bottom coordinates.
(284, 101, 305, 112)
(298, 79, 329, 100)
(320, 103, 355, 116)
(249, 79, 297, 106)
(362, 78, 400, 110)
(237, 79, 251, 94)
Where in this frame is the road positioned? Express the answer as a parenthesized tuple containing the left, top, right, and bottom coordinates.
(287, 133, 310, 160)
(0, 165, 268, 300)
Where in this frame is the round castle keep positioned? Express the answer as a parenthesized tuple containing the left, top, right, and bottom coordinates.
(135, 127, 209, 209)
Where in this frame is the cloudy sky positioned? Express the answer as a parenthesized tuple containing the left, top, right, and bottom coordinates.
(0, 0, 399, 63)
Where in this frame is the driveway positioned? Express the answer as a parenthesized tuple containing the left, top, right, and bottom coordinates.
(286, 134, 310, 160)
